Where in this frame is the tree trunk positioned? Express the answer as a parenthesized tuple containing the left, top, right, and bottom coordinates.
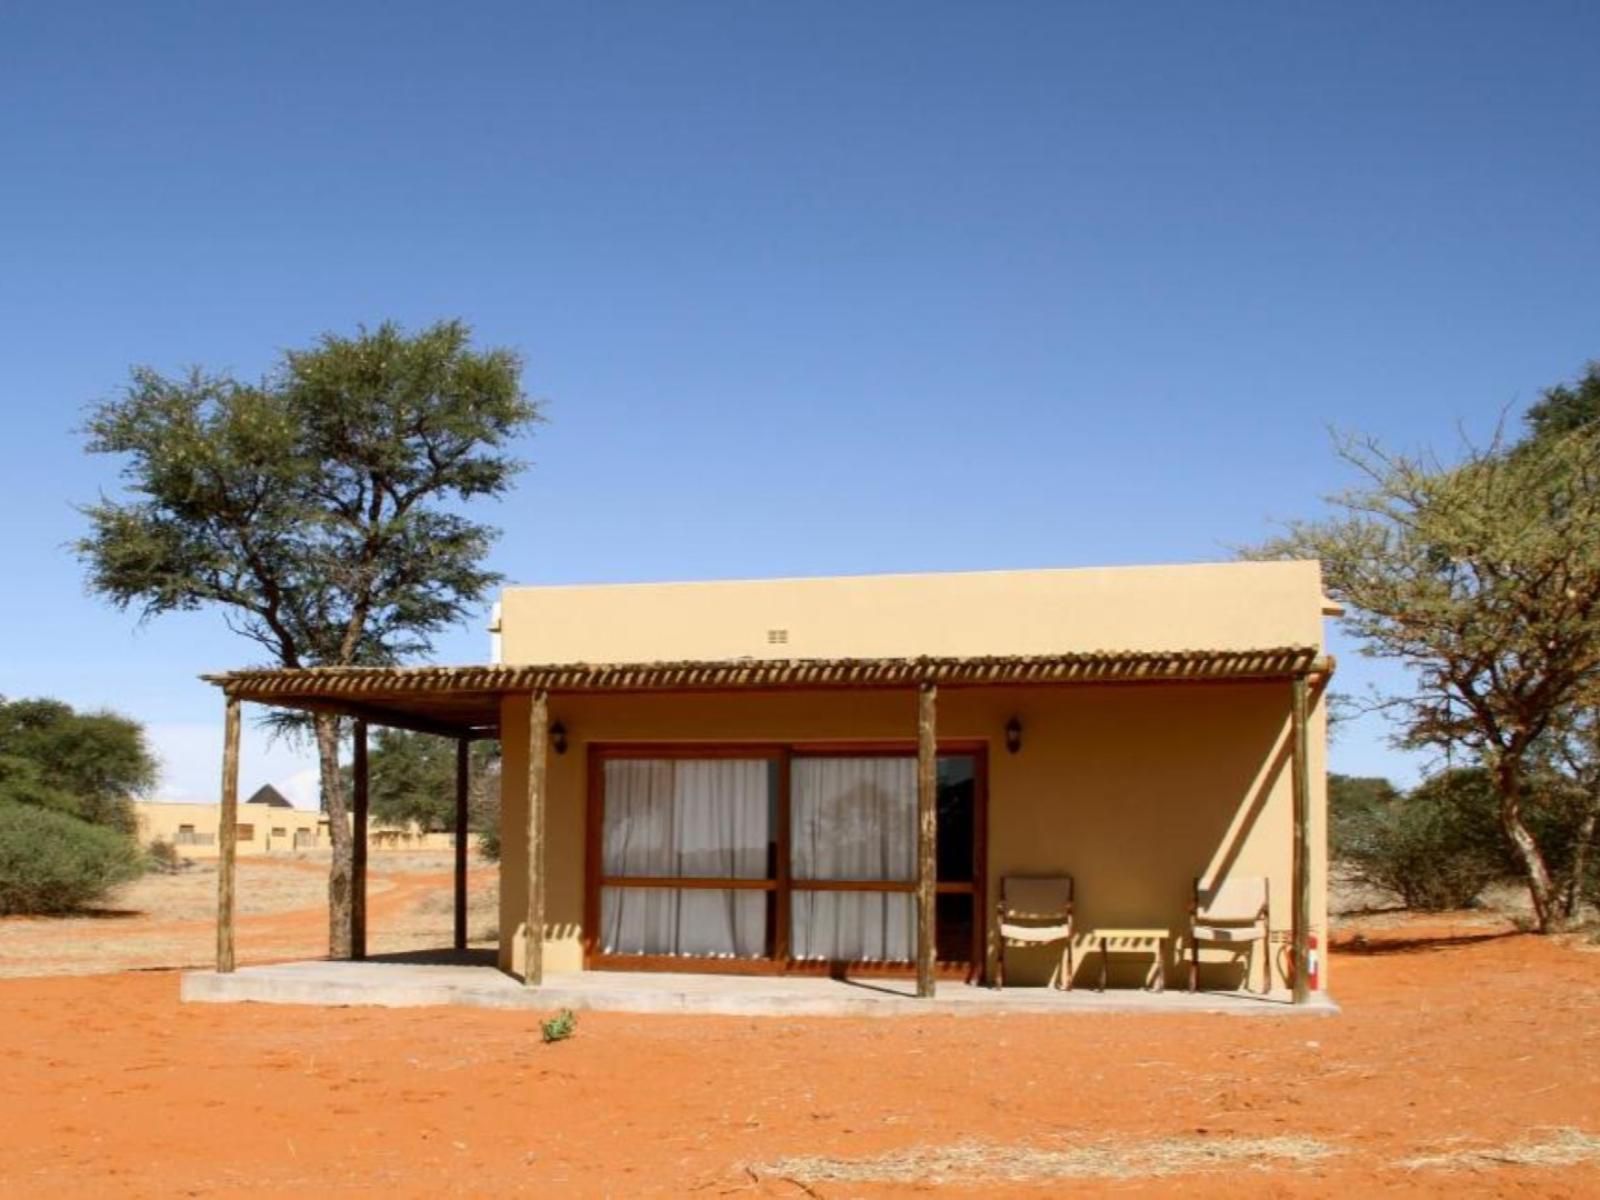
(315, 713, 354, 958)
(1496, 756, 1558, 933)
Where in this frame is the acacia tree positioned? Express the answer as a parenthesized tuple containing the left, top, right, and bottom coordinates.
(1520, 364, 1600, 917)
(344, 729, 499, 834)
(1253, 421, 1600, 931)
(1524, 360, 1600, 443)
(77, 320, 539, 955)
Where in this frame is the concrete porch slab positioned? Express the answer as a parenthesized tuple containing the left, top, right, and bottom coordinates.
(181, 952, 1339, 1017)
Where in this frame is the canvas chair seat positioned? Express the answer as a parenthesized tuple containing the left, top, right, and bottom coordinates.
(999, 921, 1073, 944)
(1189, 875, 1270, 995)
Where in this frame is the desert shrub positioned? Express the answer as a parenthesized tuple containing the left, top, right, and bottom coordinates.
(1329, 773, 1403, 861)
(146, 838, 185, 874)
(1335, 771, 1503, 911)
(1517, 777, 1599, 915)
(477, 825, 500, 862)
(1403, 767, 1597, 913)
(0, 802, 144, 914)
(0, 698, 156, 833)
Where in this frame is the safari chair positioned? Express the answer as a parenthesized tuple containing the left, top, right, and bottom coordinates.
(1188, 876, 1270, 994)
(995, 876, 1075, 990)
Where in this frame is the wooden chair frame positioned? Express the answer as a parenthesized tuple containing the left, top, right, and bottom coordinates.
(994, 875, 1075, 991)
(1188, 875, 1270, 994)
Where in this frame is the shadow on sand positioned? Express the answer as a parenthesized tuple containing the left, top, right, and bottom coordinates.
(1332, 930, 1520, 957)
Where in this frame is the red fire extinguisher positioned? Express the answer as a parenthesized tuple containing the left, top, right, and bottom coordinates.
(1306, 932, 1320, 991)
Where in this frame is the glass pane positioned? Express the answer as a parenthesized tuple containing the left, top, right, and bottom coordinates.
(603, 759, 773, 879)
(791, 890, 915, 961)
(600, 886, 768, 958)
(791, 757, 915, 882)
(936, 892, 974, 962)
(936, 755, 977, 883)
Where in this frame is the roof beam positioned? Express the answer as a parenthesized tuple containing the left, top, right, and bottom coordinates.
(204, 648, 1332, 701)
(233, 693, 497, 741)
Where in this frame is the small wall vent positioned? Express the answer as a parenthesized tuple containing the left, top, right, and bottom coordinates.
(766, 628, 789, 646)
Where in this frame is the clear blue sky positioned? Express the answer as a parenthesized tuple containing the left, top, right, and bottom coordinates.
(2, 3, 1597, 804)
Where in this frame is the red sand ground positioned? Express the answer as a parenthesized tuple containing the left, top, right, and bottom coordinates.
(1, 870, 1598, 1197)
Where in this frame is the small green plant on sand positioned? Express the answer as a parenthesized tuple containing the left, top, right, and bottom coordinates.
(541, 1009, 577, 1044)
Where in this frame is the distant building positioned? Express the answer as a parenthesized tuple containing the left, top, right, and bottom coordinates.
(134, 796, 452, 857)
(136, 797, 322, 855)
(245, 784, 294, 809)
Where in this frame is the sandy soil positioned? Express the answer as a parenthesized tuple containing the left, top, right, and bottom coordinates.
(0, 852, 499, 977)
(0, 862, 1597, 1197)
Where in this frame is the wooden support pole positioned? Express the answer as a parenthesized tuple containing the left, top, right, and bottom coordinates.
(352, 718, 369, 961)
(216, 695, 240, 974)
(524, 690, 549, 986)
(916, 682, 938, 999)
(1290, 674, 1312, 1005)
(454, 737, 470, 952)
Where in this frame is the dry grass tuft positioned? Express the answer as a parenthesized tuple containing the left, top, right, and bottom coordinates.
(757, 1135, 1337, 1185)
(1397, 1128, 1600, 1172)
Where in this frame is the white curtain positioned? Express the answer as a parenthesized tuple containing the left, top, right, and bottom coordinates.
(600, 759, 769, 958)
(790, 757, 916, 961)
(791, 890, 915, 962)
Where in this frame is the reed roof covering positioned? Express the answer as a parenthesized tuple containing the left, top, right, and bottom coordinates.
(203, 648, 1327, 738)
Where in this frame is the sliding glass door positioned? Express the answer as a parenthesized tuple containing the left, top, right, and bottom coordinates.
(790, 756, 917, 962)
(597, 756, 778, 960)
(589, 745, 984, 974)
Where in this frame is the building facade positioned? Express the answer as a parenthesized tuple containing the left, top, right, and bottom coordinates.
(205, 560, 1333, 999)
(490, 562, 1332, 991)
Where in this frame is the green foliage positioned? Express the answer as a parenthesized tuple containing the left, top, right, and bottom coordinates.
(1335, 770, 1504, 910)
(1518, 367, 1600, 921)
(473, 741, 502, 862)
(1329, 773, 1402, 876)
(1515, 771, 1599, 909)
(0, 698, 152, 913)
(1251, 397, 1600, 929)
(77, 319, 540, 672)
(0, 802, 145, 915)
(1254, 428, 1600, 763)
(1524, 361, 1600, 445)
(541, 1008, 577, 1044)
(344, 730, 501, 835)
(76, 320, 539, 953)
(0, 698, 156, 833)
(1334, 766, 1598, 913)
(478, 823, 501, 863)
(355, 730, 455, 831)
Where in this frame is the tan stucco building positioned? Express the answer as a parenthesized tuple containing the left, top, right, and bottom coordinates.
(137, 790, 324, 856)
(135, 797, 453, 857)
(204, 560, 1333, 1000)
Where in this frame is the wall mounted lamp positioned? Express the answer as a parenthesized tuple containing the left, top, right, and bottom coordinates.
(550, 720, 568, 755)
(1004, 716, 1023, 755)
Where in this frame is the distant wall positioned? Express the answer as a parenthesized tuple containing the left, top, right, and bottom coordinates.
(133, 802, 455, 857)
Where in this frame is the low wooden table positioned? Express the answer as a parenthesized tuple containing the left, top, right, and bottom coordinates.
(1091, 928, 1170, 993)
